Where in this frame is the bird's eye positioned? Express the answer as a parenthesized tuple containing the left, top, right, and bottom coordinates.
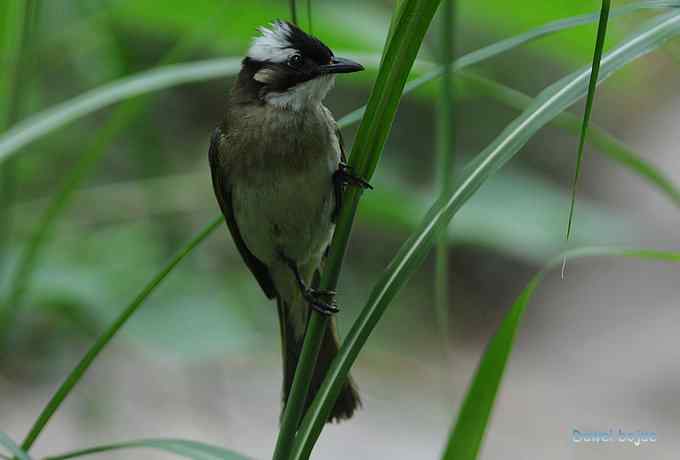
(288, 54, 303, 68)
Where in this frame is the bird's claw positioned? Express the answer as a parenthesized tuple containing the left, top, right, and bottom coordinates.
(336, 163, 373, 190)
(332, 163, 373, 222)
(304, 288, 340, 315)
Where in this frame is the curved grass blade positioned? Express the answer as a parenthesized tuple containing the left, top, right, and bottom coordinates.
(19, 217, 223, 452)
(0, 38, 196, 337)
(289, 0, 298, 25)
(0, 0, 38, 280)
(336, 0, 680, 127)
(44, 439, 250, 460)
(441, 247, 680, 460)
(290, 12, 680, 459)
(564, 0, 612, 277)
(2, 0, 678, 165)
(274, 2, 443, 458)
(442, 275, 540, 460)
(307, 0, 313, 33)
(459, 71, 680, 207)
(0, 0, 35, 128)
(434, 0, 456, 349)
(0, 58, 241, 163)
(453, 0, 677, 70)
(0, 433, 31, 460)
(13, 9, 680, 455)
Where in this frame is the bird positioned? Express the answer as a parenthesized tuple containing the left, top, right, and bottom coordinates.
(208, 20, 369, 422)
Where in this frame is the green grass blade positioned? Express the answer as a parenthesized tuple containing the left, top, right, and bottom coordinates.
(2, 0, 676, 164)
(460, 72, 680, 207)
(0, 0, 28, 129)
(290, 12, 680, 459)
(19, 217, 223, 452)
(434, 0, 456, 349)
(44, 439, 250, 460)
(0, 58, 241, 164)
(441, 247, 680, 460)
(565, 0, 612, 271)
(274, 1, 443, 459)
(0, 433, 31, 460)
(15, 13, 677, 455)
(454, 0, 676, 70)
(441, 276, 540, 460)
(337, 0, 680, 127)
(307, 0, 313, 33)
(290, 0, 298, 25)
(0, 0, 36, 282)
(0, 39, 195, 338)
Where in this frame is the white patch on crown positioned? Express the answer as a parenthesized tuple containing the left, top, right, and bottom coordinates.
(248, 21, 296, 63)
(265, 75, 336, 111)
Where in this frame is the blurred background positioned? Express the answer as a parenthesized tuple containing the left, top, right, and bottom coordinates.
(1, 0, 679, 459)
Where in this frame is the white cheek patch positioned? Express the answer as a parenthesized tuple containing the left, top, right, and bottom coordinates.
(248, 21, 295, 63)
(253, 68, 277, 84)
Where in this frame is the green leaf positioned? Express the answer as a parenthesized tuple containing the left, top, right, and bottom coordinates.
(458, 72, 680, 208)
(290, 11, 680, 459)
(0, 58, 241, 163)
(0, 36, 197, 339)
(306, 0, 313, 33)
(0, 0, 27, 129)
(18, 217, 223, 452)
(0, 432, 31, 460)
(0, 0, 37, 300)
(275, 1, 444, 458)
(14, 7, 680, 456)
(338, 0, 680, 126)
(565, 0, 611, 257)
(3, 1, 677, 164)
(454, 0, 679, 70)
(289, 0, 298, 25)
(433, 0, 456, 347)
(461, 0, 648, 64)
(441, 247, 680, 460)
(44, 438, 250, 460)
(361, 169, 635, 262)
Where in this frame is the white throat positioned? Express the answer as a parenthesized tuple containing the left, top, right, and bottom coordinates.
(264, 75, 336, 111)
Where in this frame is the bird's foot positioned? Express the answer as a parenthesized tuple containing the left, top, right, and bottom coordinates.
(335, 163, 372, 190)
(332, 163, 373, 221)
(304, 288, 340, 315)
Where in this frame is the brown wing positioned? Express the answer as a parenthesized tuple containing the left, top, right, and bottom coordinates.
(209, 128, 277, 299)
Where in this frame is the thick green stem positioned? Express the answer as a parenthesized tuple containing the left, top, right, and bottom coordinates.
(307, 0, 313, 33)
(289, 0, 298, 25)
(0, 0, 37, 281)
(288, 13, 680, 459)
(274, 1, 442, 459)
(434, 0, 455, 350)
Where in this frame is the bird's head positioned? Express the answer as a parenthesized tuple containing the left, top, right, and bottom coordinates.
(237, 20, 364, 110)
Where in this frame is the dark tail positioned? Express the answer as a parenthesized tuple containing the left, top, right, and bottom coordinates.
(277, 298, 361, 423)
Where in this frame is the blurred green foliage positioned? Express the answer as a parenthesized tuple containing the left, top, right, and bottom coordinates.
(1, 2, 679, 458)
(0, 0, 663, 366)
(461, 0, 622, 63)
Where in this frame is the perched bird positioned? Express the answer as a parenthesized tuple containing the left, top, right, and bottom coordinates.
(208, 20, 369, 422)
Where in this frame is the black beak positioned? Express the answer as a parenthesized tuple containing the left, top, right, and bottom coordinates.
(319, 56, 364, 75)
